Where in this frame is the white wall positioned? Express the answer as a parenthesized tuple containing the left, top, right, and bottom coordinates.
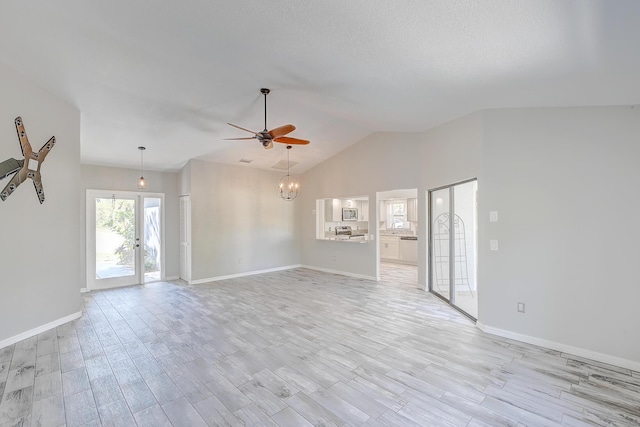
(186, 159, 298, 281)
(178, 160, 191, 196)
(0, 62, 81, 344)
(418, 113, 485, 288)
(479, 106, 640, 367)
(300, 132, 420, 278)
(298, 118, 483, 280)
(80, 164, 181, 283)
(300, 107, 640, 369)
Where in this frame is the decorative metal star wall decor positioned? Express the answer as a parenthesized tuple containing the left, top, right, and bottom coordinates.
(0, 117, 55, 204)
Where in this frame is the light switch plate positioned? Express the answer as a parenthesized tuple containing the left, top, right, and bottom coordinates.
(489, 211, 498, 222)
(490, 240, 499, 251)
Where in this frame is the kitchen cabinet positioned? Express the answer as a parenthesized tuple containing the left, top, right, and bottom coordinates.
(379, 200, 387, 222)
(358, 200, 369, 221)
(407, 198, 418, 222)
(324, 198, 342, 222)
(380, 235, 399, 260)
(324, 200, 333, 221)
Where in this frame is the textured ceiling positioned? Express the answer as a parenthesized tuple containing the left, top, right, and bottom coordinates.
(1, 1, 639, 174)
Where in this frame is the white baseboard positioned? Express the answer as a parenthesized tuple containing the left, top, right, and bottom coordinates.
(189, 265, 302, 285)
(0, 311, 83, 349)
(81, 276, 181, 293)
(188, 264, 376, 285)
(476, 321, 640, 373)
(300, 265, 377, 281)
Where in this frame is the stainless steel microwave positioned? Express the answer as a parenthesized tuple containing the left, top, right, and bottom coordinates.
(342, 208, 358, 221)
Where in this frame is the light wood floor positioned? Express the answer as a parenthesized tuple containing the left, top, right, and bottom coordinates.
(1, 268, 639, 426)
(379, 262, 418, 287)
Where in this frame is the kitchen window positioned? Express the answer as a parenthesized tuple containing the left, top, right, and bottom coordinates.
(392, 201, 407, 228)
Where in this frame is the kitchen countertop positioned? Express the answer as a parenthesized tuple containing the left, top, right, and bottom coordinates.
(380, 230, 414, 236)
(321, 236, 369, 243)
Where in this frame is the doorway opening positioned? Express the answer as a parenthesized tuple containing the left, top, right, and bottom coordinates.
(377, 189, 418, 287)
(428, 179, 478, 319)
(86, 190, 165, 291)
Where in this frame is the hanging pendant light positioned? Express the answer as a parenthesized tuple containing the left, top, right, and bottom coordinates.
(278, 145, 299, 201)
(137, 146, 147, 190)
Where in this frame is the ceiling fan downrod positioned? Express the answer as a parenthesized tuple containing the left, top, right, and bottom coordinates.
(261, 88, 270, 131)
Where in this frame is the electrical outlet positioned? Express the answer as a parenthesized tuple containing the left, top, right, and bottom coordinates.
(332, 255, 336, 261)
(237, 258, 243, 264)
(490, 240, 499, 251)
(517, 302, 525, 313)
(490, 211, 498, 222)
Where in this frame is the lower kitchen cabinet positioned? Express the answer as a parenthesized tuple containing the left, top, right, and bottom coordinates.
(381, 235, 418, 264)
(380, 236, 399, 260)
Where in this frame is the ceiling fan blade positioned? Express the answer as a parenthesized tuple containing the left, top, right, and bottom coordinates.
(274, 136, 310, 145)
(269, 124, 295, 139)
(227, 122, 259, 135)
(223, 137, 256, 140)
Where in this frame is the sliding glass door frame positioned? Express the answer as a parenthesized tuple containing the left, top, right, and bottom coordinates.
(428, 178, 478, 320)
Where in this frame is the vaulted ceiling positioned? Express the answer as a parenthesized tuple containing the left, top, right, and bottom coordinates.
(1, 1, 639, 174)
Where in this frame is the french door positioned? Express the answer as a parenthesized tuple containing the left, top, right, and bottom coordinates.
(87, 190, 164, 291)
(429, 179, 478, 319)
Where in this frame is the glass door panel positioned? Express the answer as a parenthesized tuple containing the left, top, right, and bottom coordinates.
(143, 197, 162, 282)
(453, 180, 478, 318)
(93, 195, 139, 289)
(430, 188, 450, 300)
(429, 179, 478, 320)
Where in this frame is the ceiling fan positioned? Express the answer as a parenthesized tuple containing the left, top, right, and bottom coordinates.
(226, 88, 310, 150)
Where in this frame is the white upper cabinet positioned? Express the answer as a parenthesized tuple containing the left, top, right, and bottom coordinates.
(324, 198, 342, 222)
(358, 200, 369, 221)
(407, 198, 418, 222)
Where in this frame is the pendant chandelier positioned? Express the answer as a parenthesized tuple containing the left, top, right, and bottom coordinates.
(137, 146, 147, 190)
(278, 145, 299, 201)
